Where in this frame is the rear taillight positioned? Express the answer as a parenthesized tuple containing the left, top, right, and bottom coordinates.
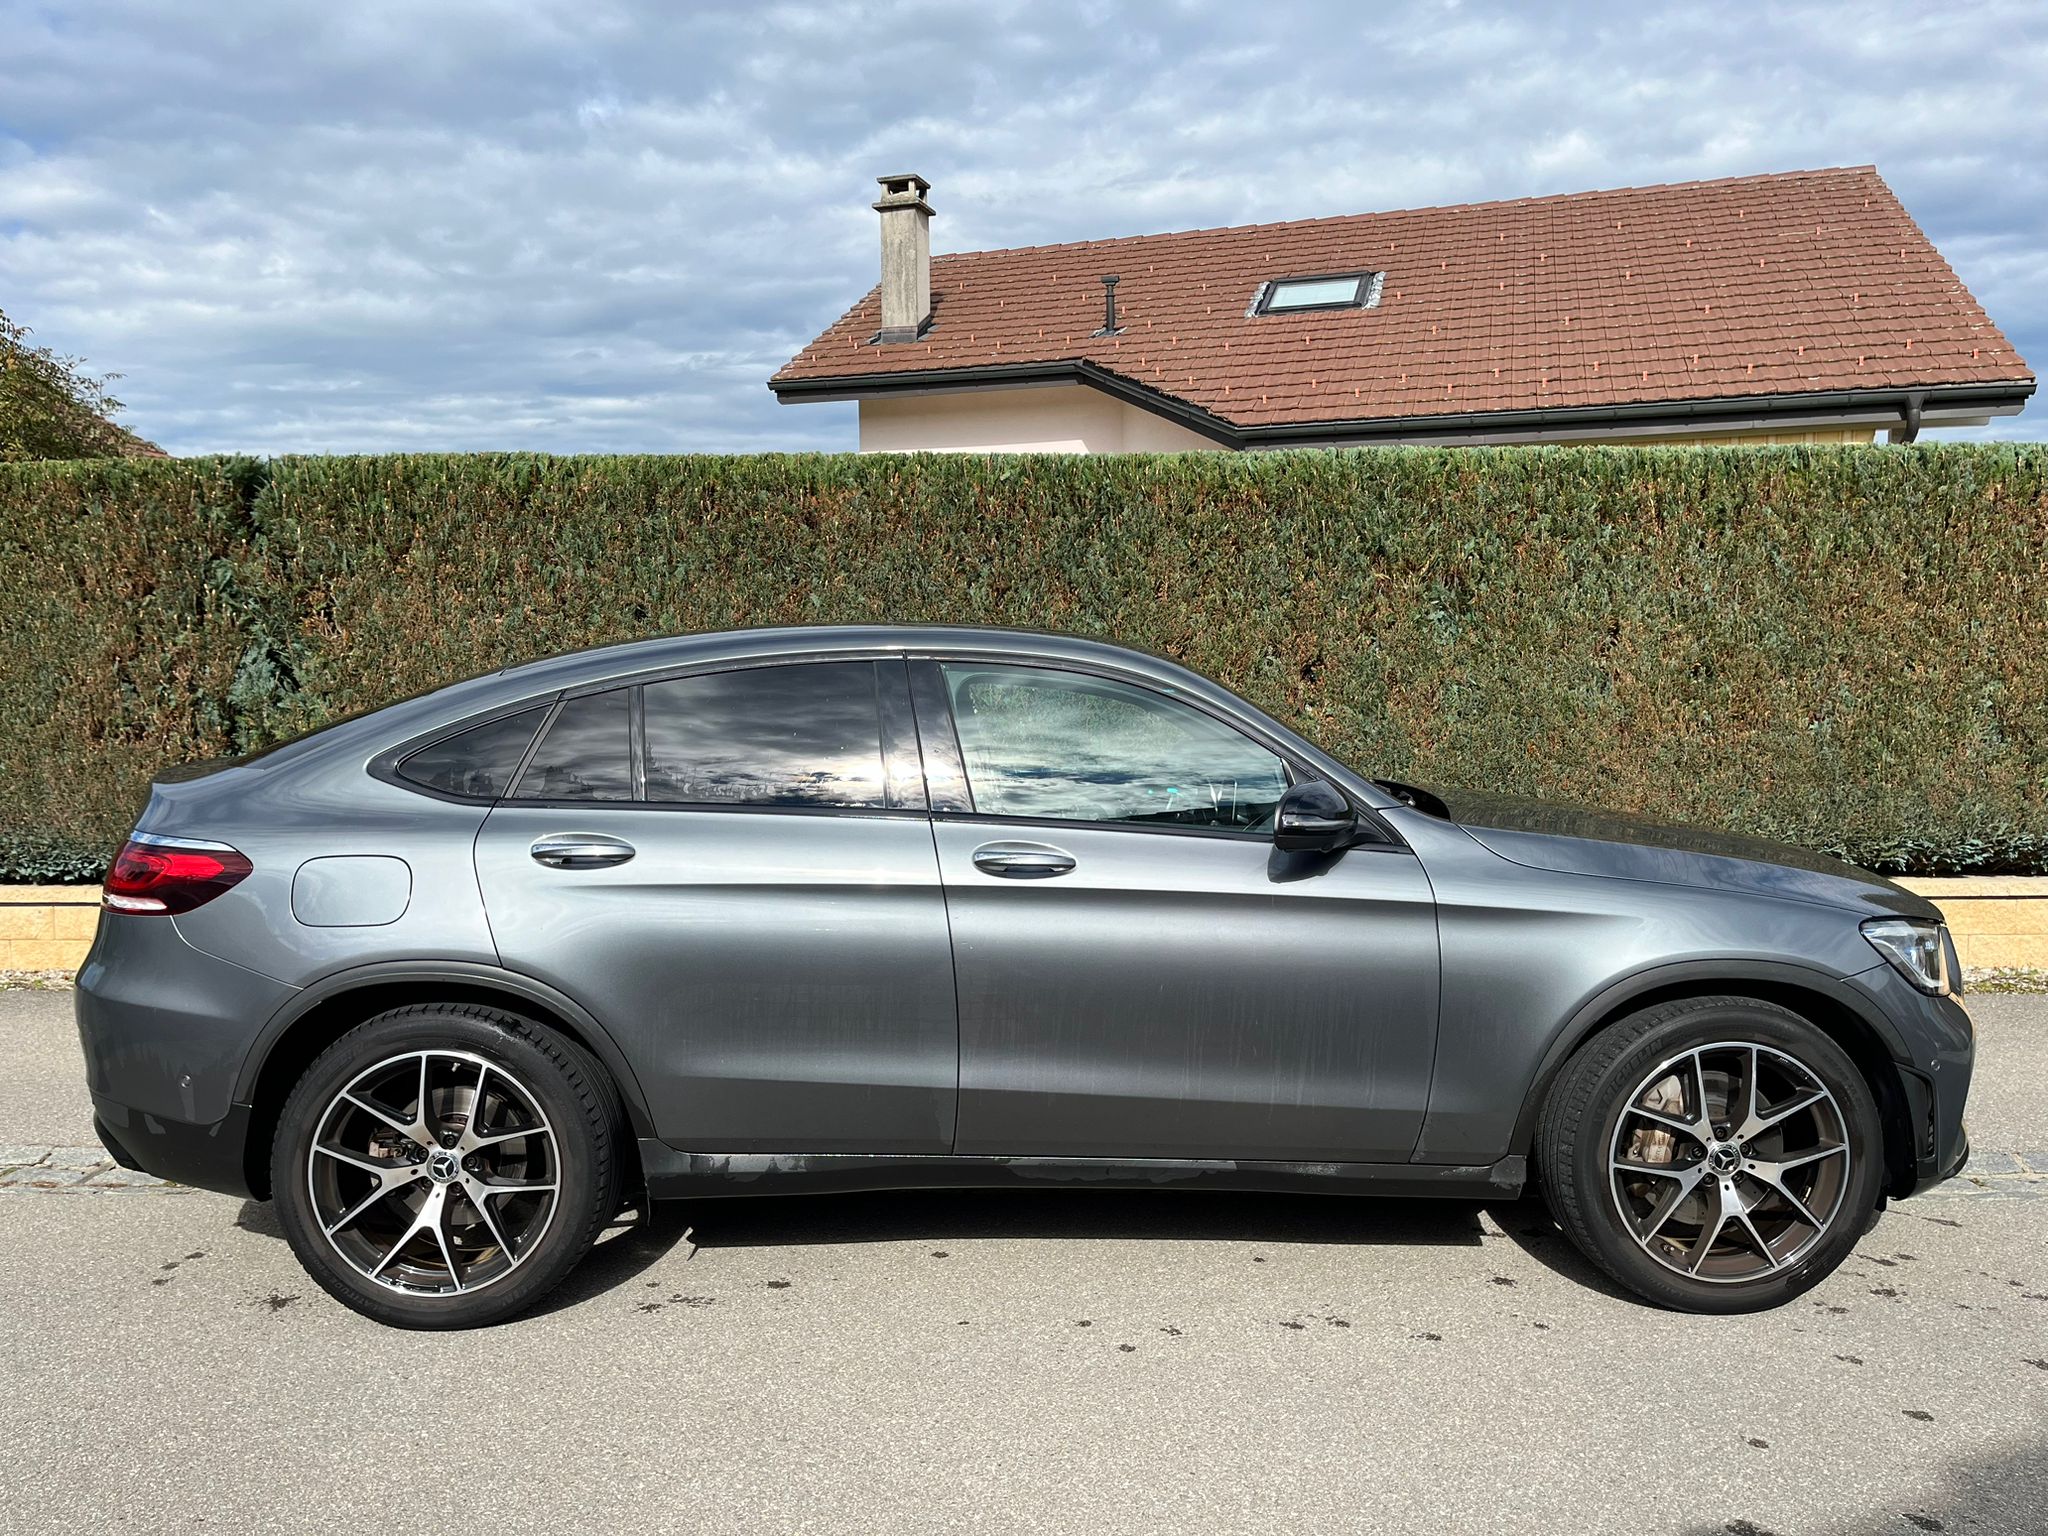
(103, 834, 253, 915)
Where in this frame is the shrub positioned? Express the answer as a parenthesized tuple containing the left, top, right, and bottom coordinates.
(2, 445, 2042, 880)
(0, 457, 281, 877)
(0, 307, 160, 462)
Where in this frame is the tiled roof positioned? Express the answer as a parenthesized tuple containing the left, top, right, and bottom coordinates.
(771, 167, 2032, 433)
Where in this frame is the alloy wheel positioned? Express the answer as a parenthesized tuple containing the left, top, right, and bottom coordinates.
(1608, 1040, 1851, 1284)
(306, 1049, 560, 1296)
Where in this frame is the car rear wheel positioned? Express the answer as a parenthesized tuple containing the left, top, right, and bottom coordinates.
(272, 1003, 625, 1329)
(1536, 995, 1884, 1313)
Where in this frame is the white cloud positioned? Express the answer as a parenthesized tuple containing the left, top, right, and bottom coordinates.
(0, 0, 2040, 453)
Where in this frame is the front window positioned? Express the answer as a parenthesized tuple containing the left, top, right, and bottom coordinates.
(941, 664, 1289, 832)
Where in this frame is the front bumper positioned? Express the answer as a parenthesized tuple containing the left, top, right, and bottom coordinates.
(1848, 963, 1974, 1198)
(1942, 1126, 1969, 1184)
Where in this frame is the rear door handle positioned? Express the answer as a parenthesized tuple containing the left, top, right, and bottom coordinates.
(971, 841, 1076, 878)
(530, 833, 636, 869)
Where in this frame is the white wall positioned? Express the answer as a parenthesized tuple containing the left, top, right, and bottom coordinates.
(855, 383, 1890, 453)
(858, 383, 1217, 453)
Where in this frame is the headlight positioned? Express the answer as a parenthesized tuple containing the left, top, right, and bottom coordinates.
(1861, 917, 1951, 996)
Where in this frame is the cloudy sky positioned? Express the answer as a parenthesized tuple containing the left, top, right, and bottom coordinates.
(3, 0, 2042, 454)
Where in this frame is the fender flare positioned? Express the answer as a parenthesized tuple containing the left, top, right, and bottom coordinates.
(233, 958, 658, 1138)
(1502, 955, 1910, 1157)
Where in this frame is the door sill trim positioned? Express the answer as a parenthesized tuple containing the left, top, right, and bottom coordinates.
(639, 1142, 1525, 1202)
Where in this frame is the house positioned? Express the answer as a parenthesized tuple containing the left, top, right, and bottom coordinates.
(770, 168, 2034, 452)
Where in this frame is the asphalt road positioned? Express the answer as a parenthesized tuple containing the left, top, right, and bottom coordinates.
(3, 987, 2043, 1536)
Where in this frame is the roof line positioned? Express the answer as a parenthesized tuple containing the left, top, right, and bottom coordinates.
(908, 165, 1888, 266)
(770, 361, 2035, 446)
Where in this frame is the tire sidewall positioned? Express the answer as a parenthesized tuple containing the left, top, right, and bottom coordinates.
(271, 1007, 613, 1329)
(1566, 1001, 1884, 1314)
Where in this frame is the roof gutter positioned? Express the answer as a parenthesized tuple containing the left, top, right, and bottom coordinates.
(1887, 390, 1928, 446)
(770, 363, 2034, 448)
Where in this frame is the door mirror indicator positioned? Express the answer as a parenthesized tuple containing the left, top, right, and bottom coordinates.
(1273, 782, 1358, 854)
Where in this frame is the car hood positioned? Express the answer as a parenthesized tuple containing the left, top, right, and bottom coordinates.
(1384, 782, 1939, 920)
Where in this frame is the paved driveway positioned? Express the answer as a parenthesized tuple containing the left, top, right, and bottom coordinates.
(2, 986, 2043, 1536)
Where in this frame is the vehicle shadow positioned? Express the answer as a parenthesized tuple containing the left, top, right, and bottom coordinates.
(528, 1209, 691, 1316)
(684, 1185, 1643, 1306)
(234, 1186, 1641, 1311)
(233, 1195, 690, 1318)
(1479, 1197, 1640, 1304)
(672, 1185, 1490, 1252)
(1672, 1434, 2048, 1536)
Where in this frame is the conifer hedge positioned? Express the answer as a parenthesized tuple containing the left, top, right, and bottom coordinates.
(2, 445, 2042, 880)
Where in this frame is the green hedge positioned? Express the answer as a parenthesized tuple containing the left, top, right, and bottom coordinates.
(2, 446, 2043, 881)
(0, 458, 286, 880)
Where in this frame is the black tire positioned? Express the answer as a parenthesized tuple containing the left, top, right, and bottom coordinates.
(271, 1003, 626, 1329)
(1535, 995, 1884, 1314)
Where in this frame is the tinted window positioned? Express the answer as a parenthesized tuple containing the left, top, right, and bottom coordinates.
(397, 707, 547, 799)
(943, 664, 1289, 831)
(643, 662, 886, 809)
(513, 690, 632, 801)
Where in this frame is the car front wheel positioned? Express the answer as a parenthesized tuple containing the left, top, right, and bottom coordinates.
(1536, 995, 1884, 1313)
(271, 1003, 625, 1329)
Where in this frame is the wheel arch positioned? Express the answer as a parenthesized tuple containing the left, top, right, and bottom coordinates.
(235, 961, 656, 1200)
(1508, 960, 1921, 1199)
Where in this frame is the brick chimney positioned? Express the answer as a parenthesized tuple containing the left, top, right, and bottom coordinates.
(873, 173, 933, 343)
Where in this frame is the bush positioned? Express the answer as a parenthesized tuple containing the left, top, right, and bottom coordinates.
(1, 307, 159, 462)
(2, 445, 2043, 880)
(0, 457, 284, 878)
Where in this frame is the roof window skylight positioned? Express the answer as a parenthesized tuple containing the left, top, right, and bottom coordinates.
(1254, 272, 1383, 315)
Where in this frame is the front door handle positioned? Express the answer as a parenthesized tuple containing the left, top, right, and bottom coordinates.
(530, 833, 636, 870)
(971, 841, 1076, 879)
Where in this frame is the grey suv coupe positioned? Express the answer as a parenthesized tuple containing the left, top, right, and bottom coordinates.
(77, 627, 1972, 1328)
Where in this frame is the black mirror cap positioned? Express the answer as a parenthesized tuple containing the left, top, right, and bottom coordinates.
(1273, 780, 1359, 853)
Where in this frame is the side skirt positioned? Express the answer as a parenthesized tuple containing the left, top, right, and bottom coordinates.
(639, 1142, 1527, 1203)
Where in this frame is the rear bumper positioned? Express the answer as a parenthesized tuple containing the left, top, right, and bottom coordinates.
(93, 1098, 257, 1199)
(74, 911, 293, 1199)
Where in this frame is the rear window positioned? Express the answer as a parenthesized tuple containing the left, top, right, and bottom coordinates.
(643, 662, 886, 808)
(396, 708, 547, 799)
(513, 691, 633, 801)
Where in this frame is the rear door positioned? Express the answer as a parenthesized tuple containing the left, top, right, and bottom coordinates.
(916, 658, 1440, 1164)
(475, 658, 958, 1152)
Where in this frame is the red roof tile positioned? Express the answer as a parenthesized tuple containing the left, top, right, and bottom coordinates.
(772, 167, 2032, 432)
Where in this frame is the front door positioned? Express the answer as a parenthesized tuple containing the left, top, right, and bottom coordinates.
(475, 659, 957, 1153)
(918, 659, 1440, 1163)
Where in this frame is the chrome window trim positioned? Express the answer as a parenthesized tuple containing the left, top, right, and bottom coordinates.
(362, 640, 1398, 844)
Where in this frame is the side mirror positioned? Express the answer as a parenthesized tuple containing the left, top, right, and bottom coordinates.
(1273, 781, 1358, 854)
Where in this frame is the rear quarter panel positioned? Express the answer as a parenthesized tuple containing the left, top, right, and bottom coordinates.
(141, 763, 497, 986)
